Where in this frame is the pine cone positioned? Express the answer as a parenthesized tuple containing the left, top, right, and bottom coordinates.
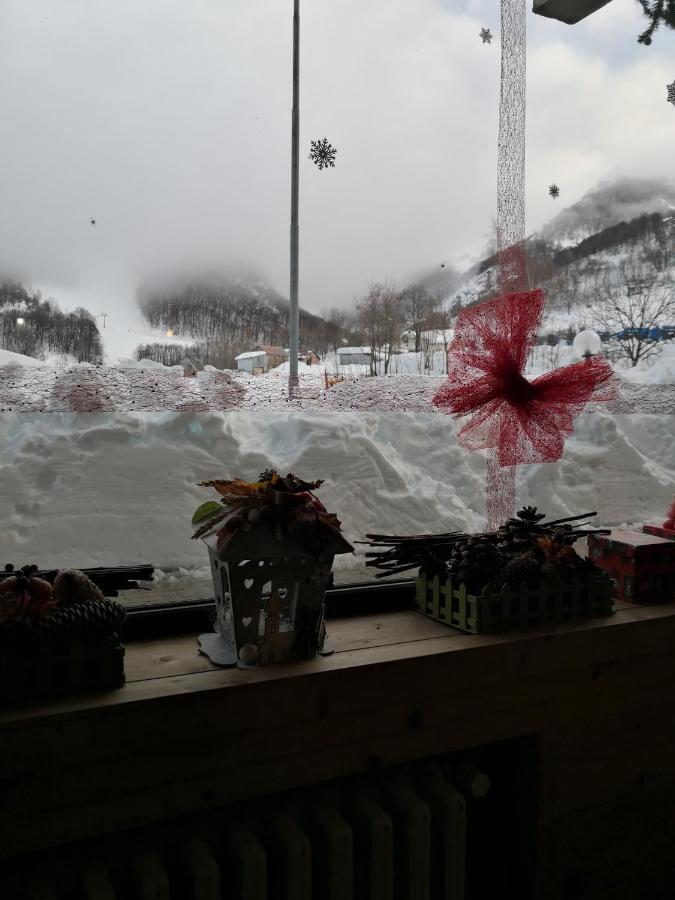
(420, 550, 448, 580)
(516, 506, 546, 524)
(448, 538, 505, 594)
(32, 598, 126, 644)
(487, 552, 541, 593)
(53, 569, 106, 606)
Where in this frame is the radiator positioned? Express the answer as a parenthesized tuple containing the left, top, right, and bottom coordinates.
(3, 760, 483, 900)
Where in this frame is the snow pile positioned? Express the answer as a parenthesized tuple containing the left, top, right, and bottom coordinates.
(117, 357, 184, 372)
(0, 403, 672, 578)
(1, 354, 673, 414)
(0, 411, 483, 574)
(620, 344, 675, 386)
(0, 348, 44, 368)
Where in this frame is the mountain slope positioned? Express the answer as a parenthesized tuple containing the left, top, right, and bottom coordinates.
(541, 177, 675, 246)
(137, 272, 342, 369)
(446, 177, 675, 335)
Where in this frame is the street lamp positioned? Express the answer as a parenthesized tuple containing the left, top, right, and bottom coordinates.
(16, 317, 25, 326)
(573, 329, 602, 359)
(533, 0, 614, 24)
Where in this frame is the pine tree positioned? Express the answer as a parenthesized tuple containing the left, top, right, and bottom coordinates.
(636, 0, 675, 45)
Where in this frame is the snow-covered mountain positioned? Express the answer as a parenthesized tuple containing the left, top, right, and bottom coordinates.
(541, 178, 675, 247)
(136, 271, 346, 369)
(446, 177, 675, 337)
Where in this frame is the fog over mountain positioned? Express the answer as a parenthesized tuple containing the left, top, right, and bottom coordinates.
(540, 178, 675, 244)
(1, 175, 672, 366)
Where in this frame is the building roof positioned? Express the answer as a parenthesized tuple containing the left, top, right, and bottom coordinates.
(337, 346, 371, 355)
(235, 350, 267, 361)
(255, 345, 287, 356)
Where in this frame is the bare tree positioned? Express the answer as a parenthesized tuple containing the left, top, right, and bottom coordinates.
(399, 283, 436, 352)
(426, 302, 455, 374)
(592, 262, 675, 367)
(356, 282, 401, 375)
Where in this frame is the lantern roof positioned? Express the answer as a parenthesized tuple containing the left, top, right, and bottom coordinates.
(532, 0, 614, 24)
(208, 520, 354, 561)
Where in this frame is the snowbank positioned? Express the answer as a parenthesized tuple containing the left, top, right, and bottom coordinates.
(0, 348, 44, 368)
(117, 357, 183, 373)
(1, 340, 673, 578)
(0, 407, 672, 577)
(620, 344, 675, 386)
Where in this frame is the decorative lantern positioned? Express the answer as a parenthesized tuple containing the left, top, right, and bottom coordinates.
(191, 471, 353, 668)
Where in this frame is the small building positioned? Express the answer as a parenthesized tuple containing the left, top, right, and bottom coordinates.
(400, 330, 453, 350)
(235, 350, 268, 374)
(182, 358, 198, 377)
(254, 345, 287, 369)
(337, 346, 372, 366)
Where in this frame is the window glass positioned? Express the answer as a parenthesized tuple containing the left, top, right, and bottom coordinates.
(0, 1, 673, 606)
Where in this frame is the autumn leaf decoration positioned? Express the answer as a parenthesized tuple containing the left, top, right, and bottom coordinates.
(191, 469, 345, 554)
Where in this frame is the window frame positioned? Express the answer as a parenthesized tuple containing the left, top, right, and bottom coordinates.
(123, 577, 416, 641)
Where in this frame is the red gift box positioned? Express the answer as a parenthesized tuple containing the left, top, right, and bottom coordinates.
(587, 530, 675, 603)
(643, 524, 675, 541)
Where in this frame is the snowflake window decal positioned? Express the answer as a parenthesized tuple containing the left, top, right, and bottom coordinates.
(548, 183, 560, 199)
(667, 81, 675, 106)
(480, 28, 493, 44)
(309, 138, 337, 170)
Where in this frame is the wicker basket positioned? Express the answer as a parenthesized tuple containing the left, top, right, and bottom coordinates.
(0, 598, 127, 703)
(0, 635, 125, 703)
(414, 570, 614, 634)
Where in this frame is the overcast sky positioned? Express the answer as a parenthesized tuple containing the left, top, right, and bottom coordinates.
(0, 0, 672, 357)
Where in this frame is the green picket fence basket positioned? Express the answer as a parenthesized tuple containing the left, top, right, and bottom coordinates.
(414, 569, 614, 634)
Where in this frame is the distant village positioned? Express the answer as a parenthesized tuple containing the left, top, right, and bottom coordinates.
(234, 345, 320, 374)
(231, 331, 454, 377)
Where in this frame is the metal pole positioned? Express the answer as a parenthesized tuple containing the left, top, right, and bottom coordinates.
(289, 0, 300, 393)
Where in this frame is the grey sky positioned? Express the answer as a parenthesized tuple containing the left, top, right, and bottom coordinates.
(0, 0, 672, 358)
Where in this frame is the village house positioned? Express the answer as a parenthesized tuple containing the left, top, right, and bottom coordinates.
(234, 349, 267, 374)
(337, 346, 373, 366)
(254, 345, 287, 368)
(400, 329, 454, 350)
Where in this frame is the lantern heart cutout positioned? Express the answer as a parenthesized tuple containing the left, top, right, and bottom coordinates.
(241, 617, 253, 627)
(244, 578, 254, 589)
(278, 588, 288, 600)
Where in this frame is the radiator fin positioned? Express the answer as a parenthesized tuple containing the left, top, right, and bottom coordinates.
(380, 776, 431, 900)
(175, 837, 221, 900)
(348, 783, 394, 900)
(308, 798, 354, 900)
(80, 861, 117, 900)
(130, 851, 170, 900)
(414, 763, 467, 900)
(224, 824, 268, 900)
(267, 813, 312, 900)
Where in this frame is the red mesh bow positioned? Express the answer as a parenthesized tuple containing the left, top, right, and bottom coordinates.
(432, 289, 617, 466)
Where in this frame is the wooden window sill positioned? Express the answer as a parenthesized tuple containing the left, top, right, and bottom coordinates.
(3, 599, 675, 860)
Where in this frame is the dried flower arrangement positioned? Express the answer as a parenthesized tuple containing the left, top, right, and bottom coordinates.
(0, 563, 127, 701)
(363, 508, 614, 633)
(191, 468, 347, 555)
(192, 470, 353, 667)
